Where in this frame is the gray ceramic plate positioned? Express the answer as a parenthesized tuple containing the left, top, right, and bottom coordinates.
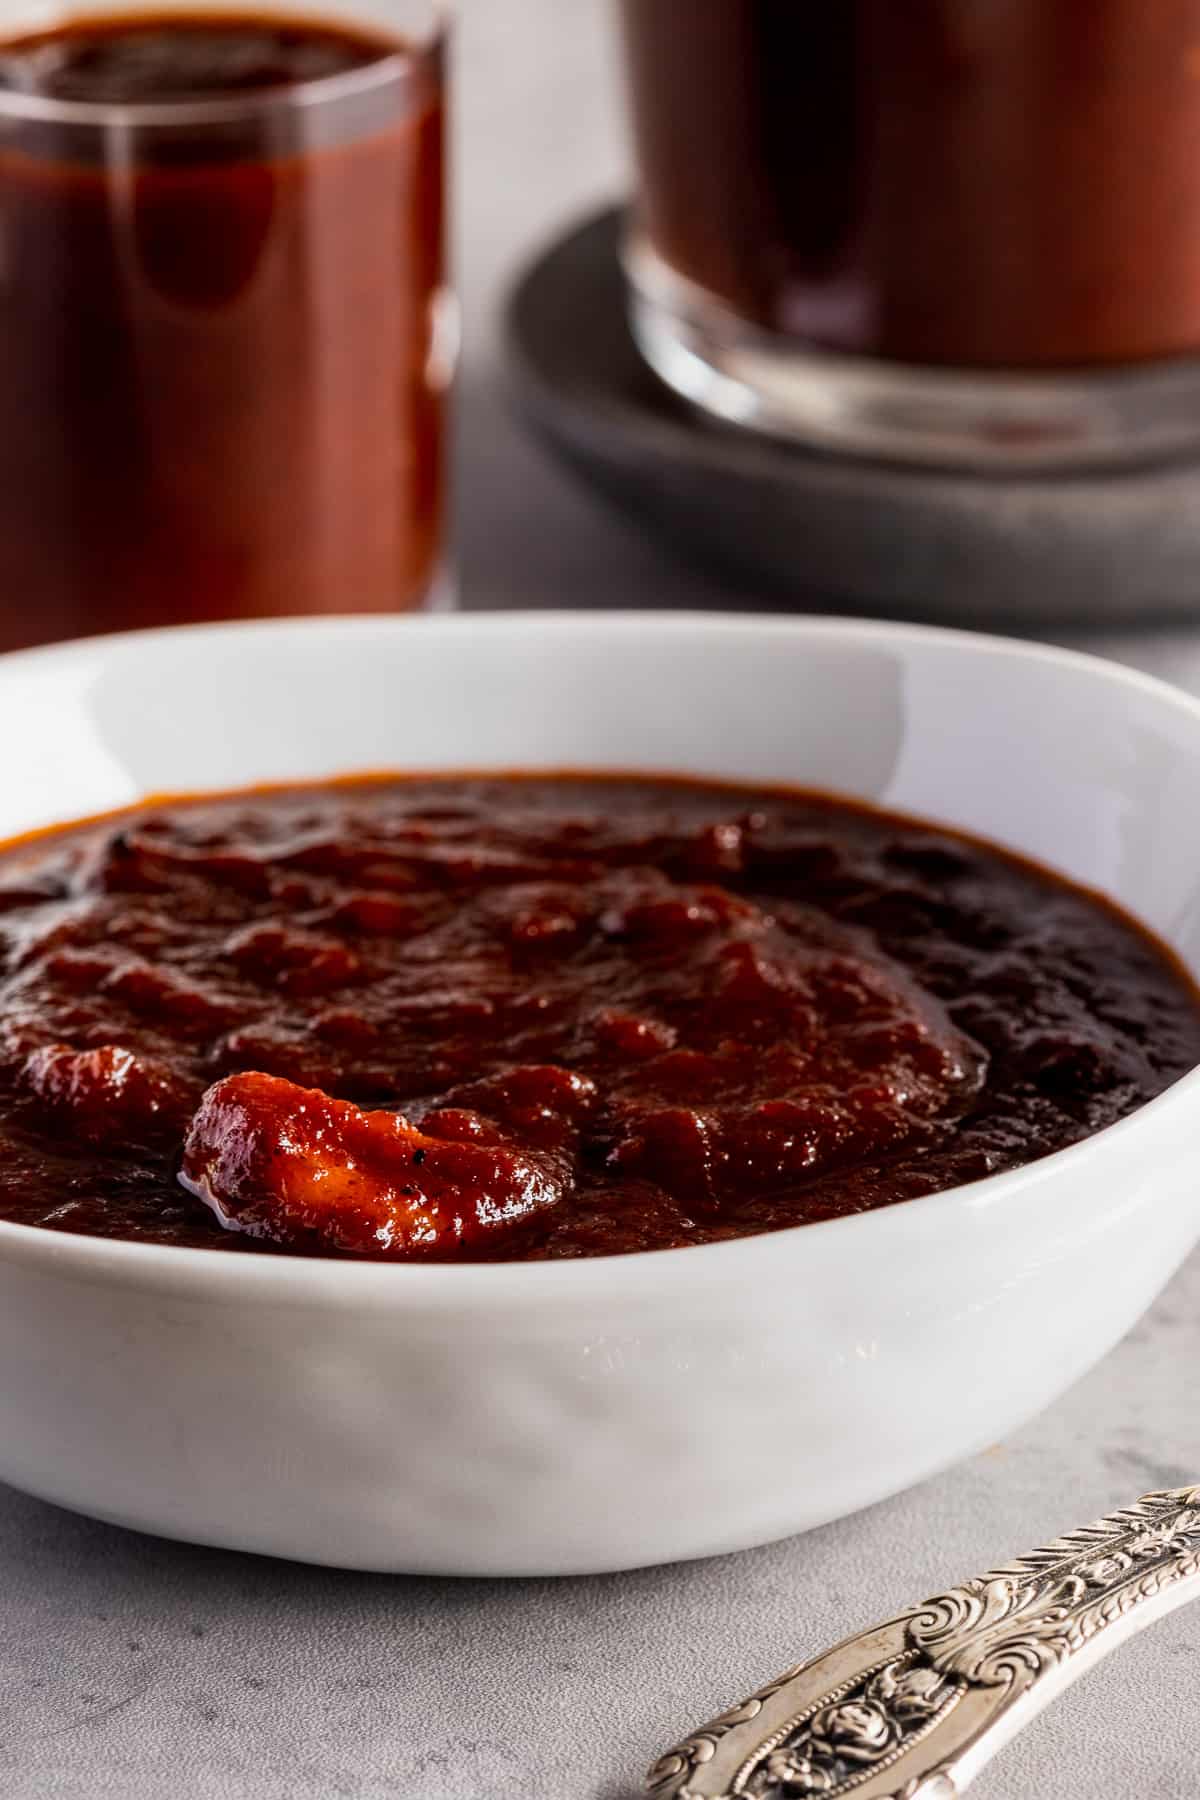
(504, 207, 1200, 626)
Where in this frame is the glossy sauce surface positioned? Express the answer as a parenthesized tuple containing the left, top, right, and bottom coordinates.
(0, 13, 380, 99)
(0, 12, 444, 650)
(619, 0, 1200, 367)
(0, 775, 1196, 1259)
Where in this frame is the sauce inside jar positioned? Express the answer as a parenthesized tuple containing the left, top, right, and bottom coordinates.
(0, 11, 445, 651)
(0, 773, 1196, 1260)
(618, 0, 1200, 368)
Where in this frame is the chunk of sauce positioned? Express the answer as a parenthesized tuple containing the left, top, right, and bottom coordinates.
(0, 775, 1196, 1259)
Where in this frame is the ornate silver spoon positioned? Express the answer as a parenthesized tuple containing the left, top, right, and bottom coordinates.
(646, 1483, 1200, 1799)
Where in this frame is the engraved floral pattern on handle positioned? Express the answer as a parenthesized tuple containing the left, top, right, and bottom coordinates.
(740, 1661, 962, 1796)
(647, 1486, 1200, 1800)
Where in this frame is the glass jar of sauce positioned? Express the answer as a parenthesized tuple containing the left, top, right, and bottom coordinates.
(0, 2, 451, 652)
(617, 0, 1200, 466)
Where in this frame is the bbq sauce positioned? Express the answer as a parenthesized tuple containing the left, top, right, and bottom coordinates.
(1, 774, 1197, 1259)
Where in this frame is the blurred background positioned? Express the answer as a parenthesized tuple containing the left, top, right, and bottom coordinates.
(9, 0, 1200, 668)
(457, 0, 643, 611)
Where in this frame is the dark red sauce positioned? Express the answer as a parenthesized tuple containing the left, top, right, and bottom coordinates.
(618, 0, 1200, 368)
(0, 774, 1196, 1259)
(0, 12, 444, 651)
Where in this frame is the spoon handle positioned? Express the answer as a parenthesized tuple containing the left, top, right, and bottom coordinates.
(646, 1482, 1200, 1799)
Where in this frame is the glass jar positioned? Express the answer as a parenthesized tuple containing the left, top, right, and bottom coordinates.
(617, 0, 1200, 467)
(0, 0, 452, 651)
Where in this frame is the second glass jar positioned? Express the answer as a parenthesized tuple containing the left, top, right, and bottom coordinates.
(617, 0, 1200, 467)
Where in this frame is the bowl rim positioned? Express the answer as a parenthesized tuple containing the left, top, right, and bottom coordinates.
(1, 606, 1197, 1302)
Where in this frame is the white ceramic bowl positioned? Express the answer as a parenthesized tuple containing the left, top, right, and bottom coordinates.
(0, 613, 1198, 1575)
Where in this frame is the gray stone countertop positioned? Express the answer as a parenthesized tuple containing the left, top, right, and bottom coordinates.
(4, 3, 1200, 1794)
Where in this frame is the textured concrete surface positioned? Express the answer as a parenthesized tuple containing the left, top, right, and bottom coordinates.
(5, 2, 1200, 1794)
